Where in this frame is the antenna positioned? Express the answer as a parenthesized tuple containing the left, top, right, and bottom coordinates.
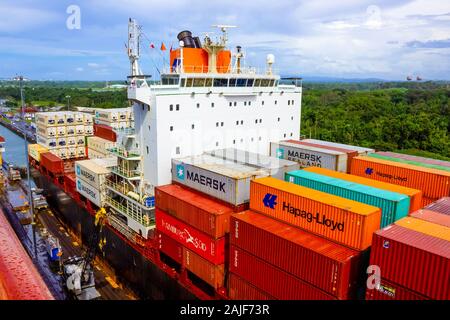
(211, 24, 237, 46)
(128, 18, 143, 77)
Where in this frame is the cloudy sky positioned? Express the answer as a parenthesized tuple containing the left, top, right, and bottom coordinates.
(1, 0, 449, 81)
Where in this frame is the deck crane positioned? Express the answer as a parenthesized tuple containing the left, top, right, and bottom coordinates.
(62, 207, 108, 300)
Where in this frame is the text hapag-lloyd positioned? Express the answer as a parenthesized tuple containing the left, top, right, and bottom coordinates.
(282, 202, 344, 231)
(376, 171, 407, 182)
(186, 170, 226, 193)
(287, 150, 322, 167)
(161, 219, 208, 252)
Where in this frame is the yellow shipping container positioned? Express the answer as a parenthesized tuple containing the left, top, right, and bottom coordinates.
(28, 144, 48, 162)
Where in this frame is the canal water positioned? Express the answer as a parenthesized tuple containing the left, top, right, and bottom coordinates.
(0, 124, 27, 166)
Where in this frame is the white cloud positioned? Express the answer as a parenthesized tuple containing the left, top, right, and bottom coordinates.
(76, 67, 84, 72)
(88, 63, 100, 68)
(0, 4, 59, 32)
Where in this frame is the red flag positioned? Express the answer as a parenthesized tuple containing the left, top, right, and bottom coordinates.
(150, 43, 155, 49)
(161, 42, 166, 51)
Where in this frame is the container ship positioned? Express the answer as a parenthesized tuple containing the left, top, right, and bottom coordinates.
(21, 19, 450, 300)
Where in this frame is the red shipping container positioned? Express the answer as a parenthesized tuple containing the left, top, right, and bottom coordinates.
(229, 245, 335, 300)
(183, 247, 225, 289)
(365, 278, 428, 300)
(410, 209, 450, 228)
(155, 208, 226, 264)
(370, 224, 450, 300)
(424, 197, 450, 215)
(156, 231, 183, 264)
(40, 152, 64, 174)
(93, 123, 117, 142)
(287, 139, 358, 173)
(231, 211, 363, 299)
(228, 273, 275, 300)
(155, 184, 233, 239)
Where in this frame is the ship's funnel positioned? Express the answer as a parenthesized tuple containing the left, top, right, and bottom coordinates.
(177, 31, 196, 48)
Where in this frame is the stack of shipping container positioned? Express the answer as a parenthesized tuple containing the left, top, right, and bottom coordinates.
(87, 136, 116, 159)
(94, 107, 134, 129)
(35, 111, 93, 160)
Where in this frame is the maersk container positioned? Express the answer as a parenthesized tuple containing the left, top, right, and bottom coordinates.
(85, 125, 94, 136)
(155, 208, 226, 264)
(370, 223, 450, 300)
(365, 278, 428, 300)
(66, 125, 76, 136)
(205, 148, 300, 180)
(286, 170, 410, 227)
(368, 153, 450, 173)
(171, 154, 269, 207)
(410, 209, 450, 228)
(302, 139, 375, 155)
(36, 135, 57, 149)
(35, 112, 57, 127)
(76, 177, 104, 207)
(231, 211, 364, 299)
(228, 273, 275, 300)
(229, 245, 335, 300)
(424, 197, 450, 215)
(75, 159, 110, 189)
(376, 151, 450, 168)
(56, 137, 67, 148)
(250, 177, 381, 251)
(36, 125, 56, 138)
(270, 141, 348, 172)
(75, 125, 85, 135)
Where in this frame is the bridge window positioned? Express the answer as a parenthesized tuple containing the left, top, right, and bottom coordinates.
(236, 78, 247, 87)
(229, 102, 232, 107)
(214, 78, 228, 87)
(260, 79, 270, 86)
(244, 101, 247, 106)
(186, 78, 193, 87)
(193, 78, 205, 87)
(233, 102, 237, 107)
(247, 79, 254, 87)
(205, 78, 212, 87)
(269, 79, 275, 86)
(170, 104, 173, 111)
(176, 104, 180, 111)
(254, 79, 261, 87)
(229, 78, 236, 87)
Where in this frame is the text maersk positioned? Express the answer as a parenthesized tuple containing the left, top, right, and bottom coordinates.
(79, 183, 97, 199)
(186, 170, 226, 193)
(287, 150, 322, 167)
(282, 202, 344, 231)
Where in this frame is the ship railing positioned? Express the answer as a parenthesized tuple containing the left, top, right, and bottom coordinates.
(105, 179, 136, 196)
(107, 214, 139, 244)
(104, 195, 154, 227)
(161, 65, 280, 76)
(114, 127, 135, 135)
(111, 166, 141, 179)
(107, 146, 140, 159)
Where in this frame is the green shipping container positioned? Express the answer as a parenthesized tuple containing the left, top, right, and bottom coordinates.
(367, 153, 450, 173)
(285, 170, 410, 228)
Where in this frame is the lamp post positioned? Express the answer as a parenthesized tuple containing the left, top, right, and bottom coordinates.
(66, 95, 71, 111)
(15, 75, 38, 258)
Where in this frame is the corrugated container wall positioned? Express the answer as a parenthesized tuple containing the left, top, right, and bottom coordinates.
(40, 152, 64, 174)
(75, 177, 105, 207)
(409, 209, 450, 228)
(183, 247, 225, 289)
(368, 153, 450, 173)
(228, 273, 275, 300)
(301, 139, 375, 155)
(376, 151, 450, 168)
(350, 156, 450, 203)
(365, 278, 428, 300)
(28, 144, 48, 162)
(231, 211, 364, 299)
(249, 177, 381, 250)
(270, 141, 348, 172)
(157, 231, 183, 264)
(304, 166, 422, 213)
(75, 159, 110, 189)
(424, 197, 450, 215)
(155, 184, 233, 239)
(370, 224, 450, 300)
(286, 170, 410, 227)
(229, 245, 335, 300)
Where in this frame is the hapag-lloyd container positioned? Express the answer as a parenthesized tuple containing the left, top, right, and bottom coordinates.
(410, 209, 450, 228)
(368, 153, 450, 173)
(205, 148, 300, 180)
(287, 140, 358, 173)
(350, 156, 450, 202)
(229, 245, 335, 300)
(228, 273, 275, 300)
(376, 151, 450, 168)
(40, 152, 64, 174)
(75, 159, 111, 189)
(171, 155, 269, 207)
(183, 247, 225, 289)
(157, 231, 183, 264)
(370, 224, 450, 300)
(365, 278, 428, 300)
(270, 141, 348, 172)
(76, 177, 105, 207)
(301, 139, 375, 155)
(231, 211, 364, 299)
(155, 184, 233, 239)
(155, 208, 226, 264)
(249, 177, 381, 250)
(395, 217, 450, 241)
(286, 170, 410, 228)
(304, 166, 422, 213)
(424, 197, 450, 215)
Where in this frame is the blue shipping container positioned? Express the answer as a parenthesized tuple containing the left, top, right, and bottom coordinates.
(285, 170, 410, 228)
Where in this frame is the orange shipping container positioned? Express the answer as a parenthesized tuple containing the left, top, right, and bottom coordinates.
(350, 156, 450, 204)
(249, 177, 381, 250)
(304, 166, 423, 212)
(395, 217, 450, 241)
(183, 247, 225, 289)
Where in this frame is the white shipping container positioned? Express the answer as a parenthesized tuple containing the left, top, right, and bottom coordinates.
(74, 112, 84, 124)
(76, 136, 85, 146)
(75, 159, 110, 189)
(76, 177, 105, 207)
(65, 112, 75, 124)
(66, 125, 76, 136)
(55, 148, 67, 160)
(85, 125, 94, 135)
(56, 137, 67, 148)
(87, 148, 108, 159)
(302, 139, 375, 156)
(37, 135, 57, 149)
(35, 112, 57, 126)
(84, 113, 94, 125)
(67, 147, 77, 158)
(77, 146, 86, 158)
(36, 125, 57, 138)
(206, 148, 300, 180)
(75, 125, 85, 135)
(172, 155, 269, 206)
(270, 141, 348, 172)
(95, 109, 119, 122)
(92, 157, 117, 167)
(56, 126, 66, 136)
(67, 136, 77, 147)
(55, 113, 66, 125)
(87, 136, 115, 154)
